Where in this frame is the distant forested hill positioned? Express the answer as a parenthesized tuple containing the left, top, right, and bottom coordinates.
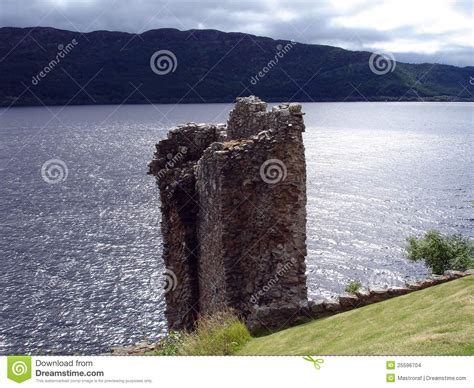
(0, 26, 472, 106)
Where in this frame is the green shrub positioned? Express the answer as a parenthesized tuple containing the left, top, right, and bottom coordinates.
(178, 310, 251, 355)
(406, 230, 473, 274)
(345, 280, 362, 294)
(156, 331, 183, 356)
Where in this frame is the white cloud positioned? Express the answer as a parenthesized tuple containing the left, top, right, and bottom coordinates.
(366, 39, 441, 55)
(0, 0, 472, 66)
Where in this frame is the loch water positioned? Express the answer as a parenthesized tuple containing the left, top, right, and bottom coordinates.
(0, 102, 472, 354)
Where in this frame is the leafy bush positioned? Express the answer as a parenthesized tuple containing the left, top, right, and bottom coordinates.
(345, 280, 362, 294)
(155, 331, 183, 356)
(406, 230, 473, 274)
(178, 310, 251, 356)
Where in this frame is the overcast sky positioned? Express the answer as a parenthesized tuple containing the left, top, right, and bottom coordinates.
(1, 0, 472, 66)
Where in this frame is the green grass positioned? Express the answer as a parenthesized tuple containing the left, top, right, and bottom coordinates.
(238, 276, 474, 356)
(153, 310, 251, 356)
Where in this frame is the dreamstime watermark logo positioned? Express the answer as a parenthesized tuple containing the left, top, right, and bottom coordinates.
(250, 40, 296, 85)
(303, 355, 324, 370)
(469, 76, 474, 86)
(156, 147, 187, 180)
(249, 257, 296, 305)
(31, 39, 79, 85)
(162, 269, 178, 292)
(12, 361, 28, 376)
(369, 50, 396, 75)
(41, 159, 68, 184)
(150, 49, 178, 75)
(7, 356, 32, 383)
(259, 158, 287, 184)
(32, 259, 77, 304)
(150, 269, 178, 293)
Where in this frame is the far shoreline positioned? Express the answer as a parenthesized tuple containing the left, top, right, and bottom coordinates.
(1, 98, 473, 109)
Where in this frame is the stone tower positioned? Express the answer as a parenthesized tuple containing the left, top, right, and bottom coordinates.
(148, 96, 308, 333)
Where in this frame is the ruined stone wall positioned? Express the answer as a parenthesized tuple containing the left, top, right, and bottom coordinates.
(149, 97, 309, 333)
(226, 96, 267, 140)
(148, 123, 223, 330)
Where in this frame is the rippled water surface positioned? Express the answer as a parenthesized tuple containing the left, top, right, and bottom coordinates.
(1, 102, 472, 354)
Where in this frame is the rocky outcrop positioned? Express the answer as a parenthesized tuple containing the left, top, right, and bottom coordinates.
(149, 96, 309, 333)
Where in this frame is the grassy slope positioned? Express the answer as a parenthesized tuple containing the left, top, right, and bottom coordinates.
(238, 276, 474, 356)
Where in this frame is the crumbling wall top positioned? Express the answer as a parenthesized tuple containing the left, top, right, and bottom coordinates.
(227, 96, 268, 140)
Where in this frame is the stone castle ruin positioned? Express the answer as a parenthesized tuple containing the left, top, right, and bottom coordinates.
(147, 96, 470, 336)
(148, 96, 309, 333)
